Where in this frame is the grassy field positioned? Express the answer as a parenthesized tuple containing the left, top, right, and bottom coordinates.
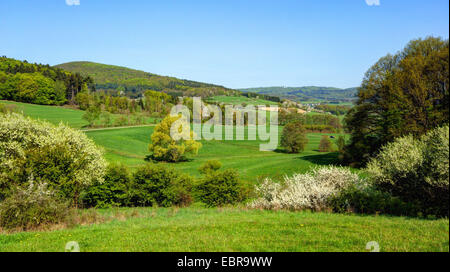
(0, 100, 158, 129)
(0, 207, 447, 252)
(1, 100, 88, 128)
(85, 126, 348, 180)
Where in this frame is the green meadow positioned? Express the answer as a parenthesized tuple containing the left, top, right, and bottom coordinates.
(1, 100, 88, 128)
(0, 207, 447, 252)
(85, 125, 348, 180)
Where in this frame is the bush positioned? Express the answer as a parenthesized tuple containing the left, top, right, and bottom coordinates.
(130, 164, 193, 207)
(81, 163, 132, 208)
(328, 184, 420, 217)
(249, 166, 358, 211)
(318, 135, 333, 152)
(196, 169, 244, 207)
(0, 113, 107, 206)
(280, 121, 308, 153)
(366, 125, 449, 217)
(0, 181, 70, 231)
(198, 160, 222, 174)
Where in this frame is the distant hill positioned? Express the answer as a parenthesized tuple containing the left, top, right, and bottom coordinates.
(240, 86, 358, 103)
(55, 61, 237, 98)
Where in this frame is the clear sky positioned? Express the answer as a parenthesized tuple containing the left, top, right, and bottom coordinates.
(1, 0, 448, 89)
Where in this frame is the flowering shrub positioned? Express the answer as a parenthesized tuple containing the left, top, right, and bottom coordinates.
(367, 125, 449, 217)
(0, 113, 107, 206)
(0, 180, 70, 231)
(249, 166, 359, 211)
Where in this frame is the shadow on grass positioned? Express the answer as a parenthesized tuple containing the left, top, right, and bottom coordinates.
(300, 152, 340, 165)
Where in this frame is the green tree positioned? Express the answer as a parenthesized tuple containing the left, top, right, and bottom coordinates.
(82, 106, 101, 127)
(148, 115, 202, 162)
(280, 121, 308, 153)
(318, 135, 333, 152)
(344, 37, 449, 166)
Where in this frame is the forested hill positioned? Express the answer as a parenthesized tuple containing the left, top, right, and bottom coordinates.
(240, 86, 358, 103)
(0, 56, 93, 105)
(55, 61, 237, 98)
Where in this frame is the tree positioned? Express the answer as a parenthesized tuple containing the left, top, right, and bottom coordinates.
(82, 105, 101, 127)
(280, 121, 308, 153)
(337, 136, 346, 153)
(148, 115, 202, 162)
(344, 37, 449, 166)
(318, 135, 333, 152)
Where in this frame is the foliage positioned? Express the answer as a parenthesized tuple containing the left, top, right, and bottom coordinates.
(315, 104, 351, 115)
(0, 56, 94, 103)
(196, 169, 244, 207)
(198, 160, 222, 174)
(249, 166, 359, 211)
(280, 121, 308, 153)
(56, 61, 236, 99)
(82, 105, 101, 127)
(82, 163, 132, 208)
(318, 135, 333, 152)
(240, 86, 358, 103)
(366, 125, 449, 217)
(130, 164, 193, 207)
(344, 37, 449, 166)
(148, 115, 202, 162)
(328, 184, 420, 217)
(0, 180, 70, 231)
(0, 113, 107, 206)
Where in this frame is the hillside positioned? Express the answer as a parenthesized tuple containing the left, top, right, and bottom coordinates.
(240, 86, 358, 103)
(55, 61, 237, 98)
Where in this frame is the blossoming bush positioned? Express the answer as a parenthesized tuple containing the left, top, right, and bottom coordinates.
(0, 113, 107, 206)
(0, 180, 70, 231)
(249, 166, 359, 211)
(367, 125, 449, 217)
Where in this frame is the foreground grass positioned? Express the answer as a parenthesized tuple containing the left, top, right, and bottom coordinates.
(0, 207, 447, 252)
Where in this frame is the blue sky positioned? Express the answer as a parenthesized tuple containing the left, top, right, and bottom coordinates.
(0, 0, 448, 89)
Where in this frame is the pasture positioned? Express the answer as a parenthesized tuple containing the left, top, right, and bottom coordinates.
(85, 126, 348, 181)
(0, 207, 447, 252)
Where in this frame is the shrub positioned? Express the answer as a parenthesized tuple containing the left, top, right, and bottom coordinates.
(196, 169, 244, 207)
(198, 160, 222, 174)
(280, 121, 308, 153)
(249, 166, 359, 211)
(82, 163, 132, 208)
(0, 113, 107, 206)
(366, 125, 449, 217)
(328, 184, 420, 217)
(130, 164, 193, 207)
(318, 135, 333, 152)
(0, 103, 18, 114)
(0, 180, 70, 231)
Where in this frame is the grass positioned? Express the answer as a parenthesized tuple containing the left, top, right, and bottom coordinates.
(0, 207, 447, 252)
(0, 100, 159, 129)
(85, 125, 349, 181)
(1, 100, 88, 128)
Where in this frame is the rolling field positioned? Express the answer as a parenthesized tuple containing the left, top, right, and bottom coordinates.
(85, 126, 348, 180)
(0, 100, 159, 129)
(1, 100, 88, 128)
(0, 207, 447, 252)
